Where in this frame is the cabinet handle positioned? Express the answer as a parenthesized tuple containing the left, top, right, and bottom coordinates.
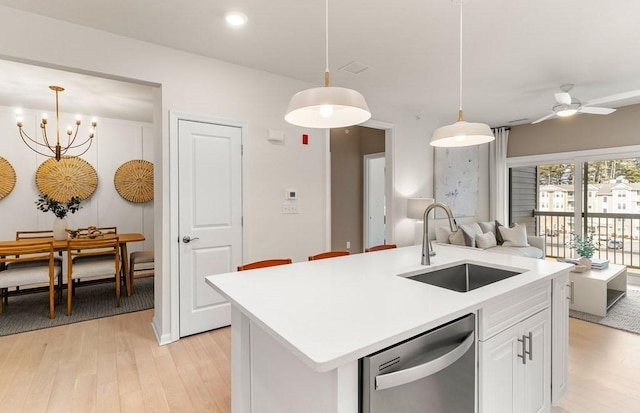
(568, 281, 574, 304)
(524, 331, 533, 361)
(517, 335, 527, 365)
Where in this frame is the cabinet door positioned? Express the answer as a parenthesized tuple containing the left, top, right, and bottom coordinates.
(479, 323, 519, 413)
(480, 308, 551, 413)
(520, 308, 551, 413)
(552, 273, 569, 403)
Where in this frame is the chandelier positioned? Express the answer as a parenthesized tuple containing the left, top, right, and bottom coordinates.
(16, 85, 97, 161)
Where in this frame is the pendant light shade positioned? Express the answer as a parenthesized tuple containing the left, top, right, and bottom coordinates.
(431, 112, 494, 147)
(285, 0, 371, 129)
(430, 1, 493, 147)
(285, 85, 371, 129)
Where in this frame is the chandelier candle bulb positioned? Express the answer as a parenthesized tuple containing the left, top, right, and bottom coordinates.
(17, 85, 97, 161)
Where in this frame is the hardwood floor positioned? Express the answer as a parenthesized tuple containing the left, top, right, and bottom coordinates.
(552, 318, 640, 413)
(1, 309, 639, 412)
(0, 310, 230, 413)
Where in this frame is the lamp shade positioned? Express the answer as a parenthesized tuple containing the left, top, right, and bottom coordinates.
(430, 120, 494, 147)
(407, 197, 435, 220)
(285, 86, 371, 129)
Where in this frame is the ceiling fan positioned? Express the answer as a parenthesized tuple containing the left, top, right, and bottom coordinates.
(531, 84, 640, 124)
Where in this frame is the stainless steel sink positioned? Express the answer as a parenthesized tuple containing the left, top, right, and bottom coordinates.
(406, 263, 522, 292)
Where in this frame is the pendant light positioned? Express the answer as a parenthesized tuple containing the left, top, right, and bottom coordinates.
(285, 0, 371, 129)
(430, 0, 494, 147)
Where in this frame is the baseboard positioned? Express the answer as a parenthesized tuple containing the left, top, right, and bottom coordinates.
(628, 273, 640, 287)
(151, 315, 175, 345)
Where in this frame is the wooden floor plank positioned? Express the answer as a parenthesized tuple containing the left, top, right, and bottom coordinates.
(1, 305, 639, 413)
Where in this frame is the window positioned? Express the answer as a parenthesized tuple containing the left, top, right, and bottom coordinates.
(603, 197, 607, 202)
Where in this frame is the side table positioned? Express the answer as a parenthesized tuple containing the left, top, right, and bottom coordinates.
(569, 263, 627, 317)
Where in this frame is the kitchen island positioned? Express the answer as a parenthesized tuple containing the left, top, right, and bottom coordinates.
(206, 244, 573, 413)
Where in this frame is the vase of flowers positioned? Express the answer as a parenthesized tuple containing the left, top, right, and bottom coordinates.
(35, 194, 82, 240)
(567, 232, 598, 269)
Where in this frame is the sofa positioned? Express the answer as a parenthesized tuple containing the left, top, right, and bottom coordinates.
(435, 220, 546, 259)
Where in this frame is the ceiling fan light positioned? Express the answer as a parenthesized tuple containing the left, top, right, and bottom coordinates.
(556, 108, 578, 117)
(285, 86, 371, 128)
(430, 120, 494, 147)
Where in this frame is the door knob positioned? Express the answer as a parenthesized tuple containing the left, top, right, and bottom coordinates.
(182, 235, 200, 243)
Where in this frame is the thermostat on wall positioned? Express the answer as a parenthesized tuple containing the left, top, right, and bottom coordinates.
(286, 189, 297, 200)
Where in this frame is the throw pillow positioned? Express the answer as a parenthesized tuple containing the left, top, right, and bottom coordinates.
(476, 231, 498, 249)
(461, 222, 483, 237)
(494, 220, 505, 244)
(436, 226, 453, 244)
(479, 221, 496, 236)
(499, 224, 530, 247)
(449, 228, 476, 248)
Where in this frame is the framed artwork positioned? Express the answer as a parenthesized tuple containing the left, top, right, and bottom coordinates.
(434, 146, 479, 218)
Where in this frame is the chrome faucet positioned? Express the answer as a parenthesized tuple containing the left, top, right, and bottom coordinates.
(422, 202, 458, 265)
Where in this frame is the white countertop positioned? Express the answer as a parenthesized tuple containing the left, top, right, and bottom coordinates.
(205, 244, 572, 372)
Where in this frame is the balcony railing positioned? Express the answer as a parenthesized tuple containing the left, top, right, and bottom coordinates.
(533, 210, 640, 269)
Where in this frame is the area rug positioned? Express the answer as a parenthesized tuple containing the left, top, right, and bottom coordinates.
(0, 277, 153, 337)
(569, 289, 640, 335)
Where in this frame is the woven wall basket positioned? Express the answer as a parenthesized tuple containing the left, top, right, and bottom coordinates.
(0, 156, 17, 200)
(36, 157, 98, 202)
(114, 160, 154, 203)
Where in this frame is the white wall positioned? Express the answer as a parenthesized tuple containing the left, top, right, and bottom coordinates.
(0, 6, 489, 342)
(0, 105, 154, 252)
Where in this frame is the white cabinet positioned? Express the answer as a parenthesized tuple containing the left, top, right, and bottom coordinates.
(552, 272, 569, 403)
(480, 308, 551, 413)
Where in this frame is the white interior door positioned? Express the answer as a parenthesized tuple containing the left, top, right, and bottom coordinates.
(364, 153, 386, 248)
(178, 119, 242, 337)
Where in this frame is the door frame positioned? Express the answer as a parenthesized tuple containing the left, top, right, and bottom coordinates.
(169, 111, 247, 343)
(363, 152, 386, 249)
(325, 120, 395, 250)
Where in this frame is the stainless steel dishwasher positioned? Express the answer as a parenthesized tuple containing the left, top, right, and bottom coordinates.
(361, 313, 475, 413)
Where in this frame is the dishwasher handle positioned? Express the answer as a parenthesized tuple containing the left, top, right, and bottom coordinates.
(375, 331, 474, 391)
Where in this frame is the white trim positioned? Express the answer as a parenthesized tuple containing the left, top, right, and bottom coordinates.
(363, 152, 386, 251)
(324, 120, 395, 249)
(168, 111, 247, 343)
(362, 119, 395, 245)
(507, 145, 640, 168)
(324, 129, 331, 250)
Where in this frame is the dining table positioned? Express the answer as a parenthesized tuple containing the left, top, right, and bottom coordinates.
(0, 232, 146, 296)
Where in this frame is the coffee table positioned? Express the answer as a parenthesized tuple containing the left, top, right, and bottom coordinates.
(569, 263, 627, 317)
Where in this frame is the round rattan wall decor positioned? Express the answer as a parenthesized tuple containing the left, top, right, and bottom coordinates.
(35, 157, 98, 202)
(0, 156, 17, 200)
(114, 159, 154, 203)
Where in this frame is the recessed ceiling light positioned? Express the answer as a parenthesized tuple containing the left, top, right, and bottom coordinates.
(225, 11, 248, 27)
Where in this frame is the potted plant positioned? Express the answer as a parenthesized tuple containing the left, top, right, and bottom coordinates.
(567, 232, 598, 269)
(35, 194, 82, 240)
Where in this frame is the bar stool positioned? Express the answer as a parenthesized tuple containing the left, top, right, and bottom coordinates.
(237, 258, 292, 271)
(308, 250, 351, 261)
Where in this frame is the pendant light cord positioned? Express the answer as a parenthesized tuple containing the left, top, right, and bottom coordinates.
(324, 0, 330, 87)
(458, 1, 464, 120)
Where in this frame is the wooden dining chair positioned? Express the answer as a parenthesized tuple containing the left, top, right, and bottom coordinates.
(129, 250, 154, 294)
(237, 258, 292, 271)
(308, 251, 351, 261)
(0, 240, 60, 319)
(76, 226, 118, 238)
(66, 236, 121, 316)
(365, 244, 397, 252)
(16, 230, 55, 240)
(13, 230, 64, 297)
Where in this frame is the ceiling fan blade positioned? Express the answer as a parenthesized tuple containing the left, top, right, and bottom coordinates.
(531, 113, 556, 124)
(554, 92, 572, 105)
(578, 106, 616, 115)
(585, 90, 640, 106)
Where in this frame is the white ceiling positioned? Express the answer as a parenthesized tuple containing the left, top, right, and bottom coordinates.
(2, 0, 640, 127)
